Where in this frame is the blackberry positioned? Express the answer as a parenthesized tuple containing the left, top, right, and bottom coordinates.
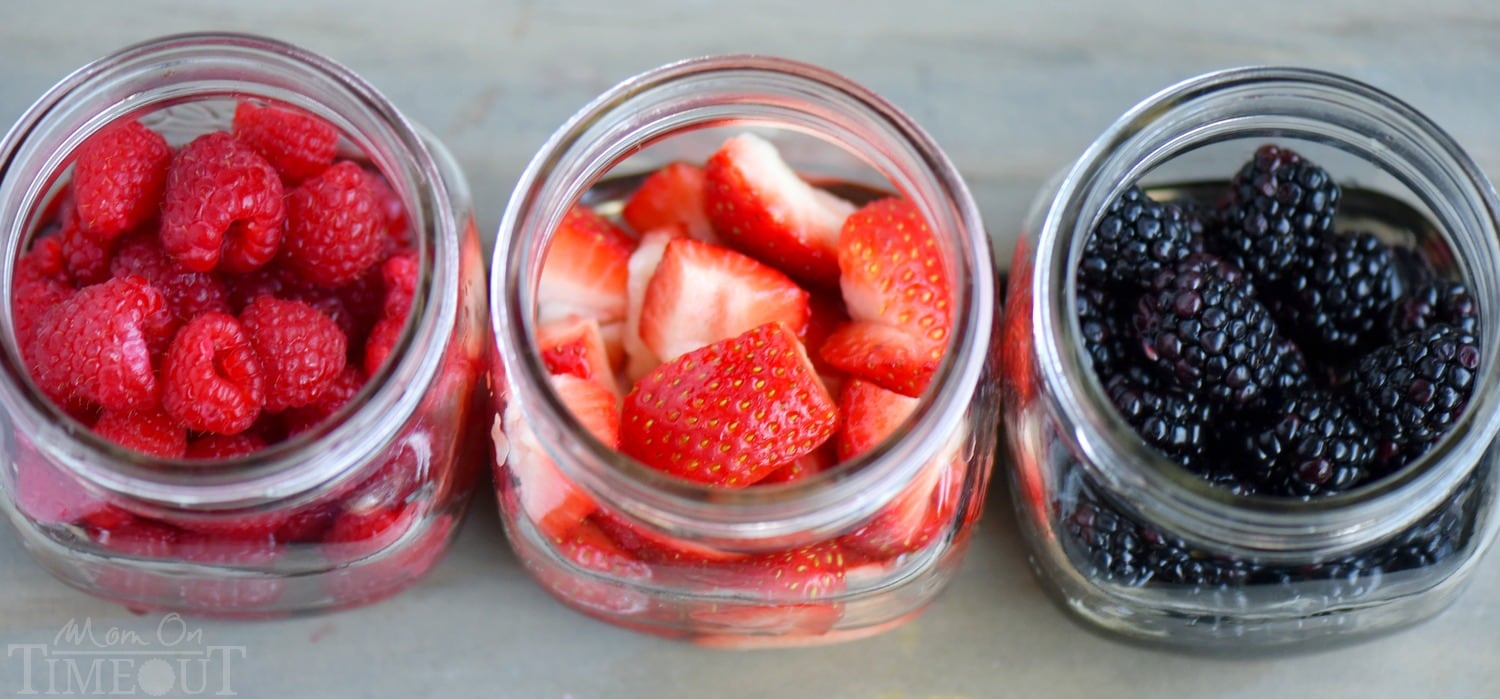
(1352, 324, 1480, 447)
(1134, 253, 1283, 408)
(1270, 231, 1399, 356)
(1080, 186, 1197, 290)
(1389, 280, 1479, 338)
(1076, 279, 1135, 375)
(1214, 145, 1341, 284)
(1063, 488, 1256, 588)
(1104, 365, 1212, 462)
(1271, 336, 1312, 395)
(1242, 389, 1375, 498)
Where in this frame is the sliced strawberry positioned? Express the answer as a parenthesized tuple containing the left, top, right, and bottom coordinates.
(623, 226, 687, 382)
(703, 133, 855, 287)
(503, 374, 617, 538)
(820, 320, 941, 397)
(537, 205, 633, 326)
(756, 442, 837, 486)
(544, 519, 654, 615)
(679, 541, 847, 637)
(535, 315, 618, 396)
(622, 162, 718, 244)
(639, 238, 810, 363)
(621, 322, 838, 487)
(592, 509, 746, 564)
(835, 379, 920, 460)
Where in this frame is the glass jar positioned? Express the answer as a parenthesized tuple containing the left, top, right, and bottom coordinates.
(1001, 66, 1500, 648)
(489, 55, 998, 647)
(0, 33, 490, 617)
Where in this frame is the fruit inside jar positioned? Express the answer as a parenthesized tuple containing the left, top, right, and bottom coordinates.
(497, 128, 987, 646)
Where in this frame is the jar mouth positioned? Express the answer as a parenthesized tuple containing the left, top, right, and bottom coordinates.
(0, 32, 459, 509)
(1035, 66, 1500, 556)
(492, 54, 994, 545)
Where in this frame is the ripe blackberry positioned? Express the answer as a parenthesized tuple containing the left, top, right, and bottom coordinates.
(1242, 389, 1375, 498)
(1270, 231, 1398, 356)
(1389, 280, 1478, 338)
(1063, 488, 1256, 588)
(1352, 324, 1479, 446)
(1214, 145, 1340, 284)
(1076, 279, 1135, 374)
(1104, 366, 1211, 462)
(1080, 186, 1197, 290)
(1134, 253, 1283, 407)
(1270, 336, 1312, 395)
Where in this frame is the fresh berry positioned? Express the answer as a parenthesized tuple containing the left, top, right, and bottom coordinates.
(1243, 389, 1375, 497)
(546, 520, 654, 614)
(363, 251, 420, 375)
(110, 233, 233, 322)
(93, 406, 188, 458)
(58, 206, 114, 285)
(537, 205, 633, 326)
(281, 365, 365, 435)
(162, 312, 266, 435)
(272, 504, 338, 543)
(712, 541, 847, 600)
(504, 374, 617, 539)
(1104, 366, 1212, 463)
(323, 505, 418, 563)
(1270, 231, 1398, 355)
(282, 161, 384, 286)
(232, 101, 339, 182)
(1064, 487, 1254, 588)
(1080, 186, 1196, 290)
(239, 296, 348, 413)
(622, 227, 686, 381)
(1352, 323, 1479, 447)
(72, 120, 172, 240)
(638, 238, 810, 363)
(620, 322, 838, 487)
(535, 315, 617, 394)
(622, 161, 718, 243)
(186, 432, 268, 459)
(1134, 253, 1283, 407)
(835, 379, 918, 461)
(703, 133, 855, 286)
(160, 132, 286, 273)
(756, 444, 837, 486)
(26, 276, 173, 411)
(819, 320, 941, 398)
(1389, 280, 1479, 338)
(1076, 279, 1135, 375)
(592, 509, 746, 564)
(1214, 144, 1340, 283)
(12, 237, 74, 357)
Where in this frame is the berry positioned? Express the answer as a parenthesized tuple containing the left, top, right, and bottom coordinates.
(1352, 324, 1479, 447)
(323, 505, 418, 563)
(110, 232, 233, 322)
(837, 197, 952, 354)
(283, 161, 384, 286)
(835, 379, 919, 461)
(281, 365, 364, 435)
(1389, 280, 1478, 338)
(362, 251, 420, 375)
(26, 276, 173, 411)
(504, 374, 617, 539)
(537, 205, 633, 326)
(162, 312, 266, 435)
(620, 322, 838, 487)
(1270, 231, 1398, 355)
(1076, 279, 1135, 375)
(93, 407, 188, 458)
(818, 320, 940, 398)
(12, 237, 74, 358)
(535, 315, 617, 393)
(186, 433, 268, 459)
(704, 133, 855, 286)
(160, 132, 286, 273)
(1104, 366, 1212, 463)
(1063, 488, 1254, 588)
(1134, 254, 1283, 407)
(622, 227, 686, 381)
(1214, 145, 1340, 283)
(72, 119, 172, 240)
(622, 161, 718, 243)
(1080, 186, 1196, 290)
(1242, 389, 1375, 497)
(239, 296, 348, 413)
(58, 205, 114, 285)
(232, 101, 338, 182)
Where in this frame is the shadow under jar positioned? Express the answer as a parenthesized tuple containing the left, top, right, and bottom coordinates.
(0, 33, 490, 617)
(490, 55, 999, 647)
(1001, 66, 1500, 649)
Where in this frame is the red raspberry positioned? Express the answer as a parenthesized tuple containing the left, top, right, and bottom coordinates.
(26, 276, 173, 411)
(72, 120, 172, 241)
(282, 365, 364, 435)
(273, 503, 338, 543)
(231, 101, 338, 182)
(223, 264, 301, 312)
(283, 161, 384, 286)
(323, 504, 417, 564)
(240, 296, 348, 412)
(362, 251, 419, 375)
(111, 233, 232, 322)
(186, 432, 267, 459)
(363, 312, 405, 377)
(366, 170, 412, 255)
(90, 516, 180, 558)
(13, 237, 74, 360)
(160, 132, 285, 273)
(59, 210, 115, 285)
(93, 406, 188, 458)
(162, 312, 266, 435)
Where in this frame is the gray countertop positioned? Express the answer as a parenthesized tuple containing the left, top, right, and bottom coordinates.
(3, 2, 1499, 697)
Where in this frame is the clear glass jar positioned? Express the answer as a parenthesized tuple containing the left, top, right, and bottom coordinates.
(1000, 67, 1500, 648)
(0, 33, 490, 616)
(489, 55, 998, 647)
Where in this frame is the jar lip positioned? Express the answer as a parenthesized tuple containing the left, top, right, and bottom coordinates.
(1034, 66, 1500, 555)
(492, 54, 994, 544)
(0, 32, 460, 509)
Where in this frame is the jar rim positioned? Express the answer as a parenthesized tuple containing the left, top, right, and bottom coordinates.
(1033, 66, 1500, 556)
(491, 54, 994, 545)
(0, 32, 461, 510)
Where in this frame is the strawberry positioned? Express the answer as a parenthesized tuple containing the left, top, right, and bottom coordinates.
(537, 205, 634, 326)
(620, 322, 838, 487)
(835, 379, 919, 460)
(638, 238, 810, 363)
(681, 541, 848, 638)
(757, 442, 838, 485)
(703, 133, 855, 287)
(543, 519, 654, 615)
(592, 509, 746, 564)
(819, 320, 941, 397)
(623, 226, 687, 382)
(831, 197, 952, 395)
(535, 315, 618, 396)
(621, 162, 719, 244)
(503, 374, 617, 538)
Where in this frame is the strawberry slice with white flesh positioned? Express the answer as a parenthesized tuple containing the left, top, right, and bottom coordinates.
(704, 133, 855, 287)
(535, 315, 620, 396)
(623, 226, 687, 382)
(622, 162, 720, 244)
(638, 238, 810, 364)
(537, 205, 634, 326)
(504, 373, 620, 539)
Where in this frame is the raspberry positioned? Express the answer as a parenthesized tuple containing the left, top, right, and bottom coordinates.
(1352, 324, 1479, 447)
(26, 276, 173, 411)
(366, 170, 412, 255)
(323, 505, 416, 563)
(110, 233, 232, 322)
(72, 119, 172, 240)
(239, 296, 348, 413)
(282, 365, 364, 435)
(1270, 231, 1398, 356)
(273, 504, 338, 543)
(363, 313, 406, 377)
(283, 161, 384, 286)
(13, 238, 74, 359)
(186, 433, 267, 459)
(223, 264, 301, 312)
(160, 132, 285, 273)
(1214, 145, 1340, 284)
(57, 202, 115, 285)
(162, 312, 266, 435)
(1080, 186, 1196, 290)
(93, 406, 187, 458)
(363, 252, 420, 375)
(232, 101, 339, 182)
